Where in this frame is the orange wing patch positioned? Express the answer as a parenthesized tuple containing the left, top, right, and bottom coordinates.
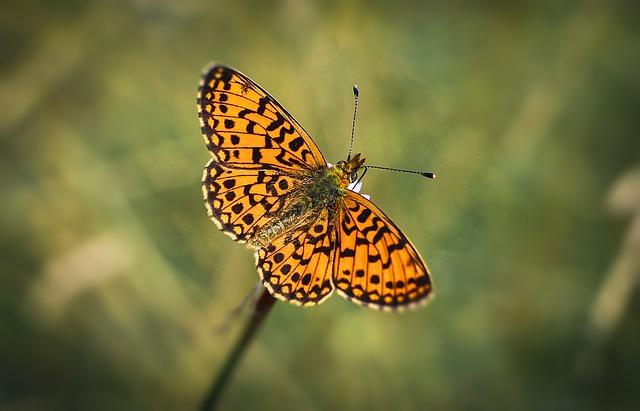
(256, 209, 335, 305)
(202, 159, 300, 244)
(334, 192, 433, 310)
(197, 64, 327, 171)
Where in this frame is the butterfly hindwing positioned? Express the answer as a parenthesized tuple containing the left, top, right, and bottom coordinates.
(334, 192, 433, 310)
(202, 159, 301, 243)
(255, 208, 336, 305)
(198, 64, 327, 172)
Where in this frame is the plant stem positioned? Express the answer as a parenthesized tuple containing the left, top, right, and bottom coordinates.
(200, 289, 277, 411)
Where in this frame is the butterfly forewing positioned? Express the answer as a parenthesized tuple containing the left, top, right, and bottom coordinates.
(334, 192, 433, 310)
(198, 64, 327, 171)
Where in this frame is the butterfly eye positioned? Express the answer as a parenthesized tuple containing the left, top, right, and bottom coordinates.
(336, 160, 346, 169)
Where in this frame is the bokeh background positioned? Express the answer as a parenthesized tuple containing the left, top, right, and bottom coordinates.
(2, 0, 640, 410)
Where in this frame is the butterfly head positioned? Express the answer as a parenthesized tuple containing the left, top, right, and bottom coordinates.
(334, 153, 366, 187)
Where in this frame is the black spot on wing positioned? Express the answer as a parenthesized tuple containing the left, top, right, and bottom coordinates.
(288, 136, 305, 151)
(357, 208, 372, 223)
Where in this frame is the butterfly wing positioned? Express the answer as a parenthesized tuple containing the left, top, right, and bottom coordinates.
(197, 64, 327, 171)
(255, 208, 336, 305)
(198, 64, 328, 243)
(334, 192, 433, 310)
(202, 159, 302, 243)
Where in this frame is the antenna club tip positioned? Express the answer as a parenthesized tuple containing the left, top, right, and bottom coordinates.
(353, 85, 359, 97)
(422, 172, 436, 179)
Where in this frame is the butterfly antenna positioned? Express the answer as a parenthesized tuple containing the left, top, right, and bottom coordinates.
(347, 85, 359, 161)
(365, 164, 436, 179)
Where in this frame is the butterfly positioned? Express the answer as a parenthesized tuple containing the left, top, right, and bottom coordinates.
(197, 64, 433, 311)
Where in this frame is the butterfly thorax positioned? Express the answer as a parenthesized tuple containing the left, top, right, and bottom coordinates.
(249, 157, 364, 249)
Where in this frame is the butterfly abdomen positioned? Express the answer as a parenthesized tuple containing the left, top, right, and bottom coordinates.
(250, 168, 343, 248)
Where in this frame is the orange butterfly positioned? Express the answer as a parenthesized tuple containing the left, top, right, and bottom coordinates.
(197, 64, 433, 311)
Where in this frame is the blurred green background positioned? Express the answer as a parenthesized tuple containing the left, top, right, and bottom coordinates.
(2, 0, 640, 410)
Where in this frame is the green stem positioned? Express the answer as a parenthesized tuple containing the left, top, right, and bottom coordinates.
(200, 289, 277, 411)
